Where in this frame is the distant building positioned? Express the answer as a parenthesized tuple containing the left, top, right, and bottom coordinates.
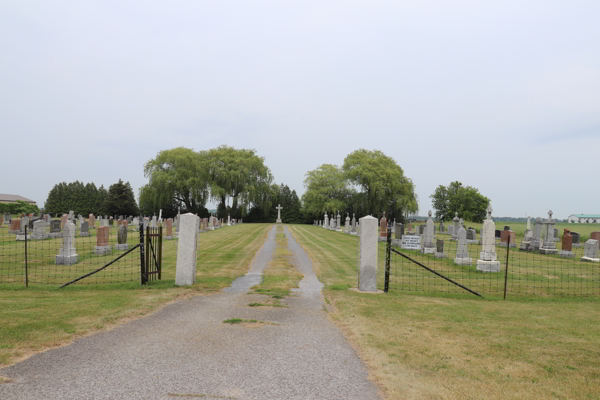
(567, 214, 600, 223)
(0, 194, 37, 206)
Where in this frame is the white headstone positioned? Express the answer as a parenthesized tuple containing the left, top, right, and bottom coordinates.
(358, 216, 378, 292)
(56, 222, 78, 265)
(175, 213, 199, 286)
(476, 205, 500, 272)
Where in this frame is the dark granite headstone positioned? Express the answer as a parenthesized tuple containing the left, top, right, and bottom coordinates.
(504, 226, 510, 231)
(419, 224, 425, 234)
(571, 232, 580, 244)
(51, 220, 61, 233)
(495, 229, 501, 238)
(395, 223, 404, 239)
(436, 239, 444, 253)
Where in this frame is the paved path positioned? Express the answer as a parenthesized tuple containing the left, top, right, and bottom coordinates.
(1, 225, 379, 400)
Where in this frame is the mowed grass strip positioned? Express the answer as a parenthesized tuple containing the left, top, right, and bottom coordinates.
(250, 225, 303, 299)
(0, 223, 271, 366)
(289, 225, 600, 400)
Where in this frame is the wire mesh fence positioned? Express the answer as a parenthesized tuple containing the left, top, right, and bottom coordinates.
(0, 218, 143, 286)
(381, 226, 600, 297)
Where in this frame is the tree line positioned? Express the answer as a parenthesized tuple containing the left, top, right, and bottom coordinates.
(44, 180, 138, 217)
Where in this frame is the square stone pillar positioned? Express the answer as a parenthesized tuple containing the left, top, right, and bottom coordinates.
(358, 215, 378, 292)
(176, 213, 199, 286)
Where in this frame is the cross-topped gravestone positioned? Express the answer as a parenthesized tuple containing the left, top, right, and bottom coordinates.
(276, 204, 283, 223)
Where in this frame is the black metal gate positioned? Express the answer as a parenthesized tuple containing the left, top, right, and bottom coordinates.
(141, 225, 163, 284)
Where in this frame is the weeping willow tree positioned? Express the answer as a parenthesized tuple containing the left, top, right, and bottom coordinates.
(206, 145, 273, 219)
(141, 147, 211, 216)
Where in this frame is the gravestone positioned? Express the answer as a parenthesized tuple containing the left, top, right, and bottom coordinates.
(4, 212, 11, 224)
(89, 214, 96, 229)
(276, 204, 283, 224)
(559, 229, 574, 258)
(539, 211, 558, 255)
(476, 205, 501, 272)
(56, 222, 78, 265)
(581, 239, 599, 262)
(418, 225, 425, 235)
(94, 226, 112, 255)
(227, 214, 231, 226)
(448, 225, 454, 236)
(21, 216, 29, 233)
(351, 214, 357, 235)
(176, 213, 199, 286)
(324, 212, 329, 229)
(345, 214, 350, 233)
(109, 219, 114, 226)
(495, 229, 501, 239)
(590, 232, 600, 244)
(526, 218, 543, 252)
(451, 213, 460, 240)
(435, 239, 445, 258)
(49, 220, 62, 238)
(151, 215, 157, 228)
(32, 220, 48, 240)
(358, 216, 378, 292)
(504, 226, 510, 231)
(80, 221, 89, 237)
(336, 212, 342, 232)
(571, 231, 581, 247)
(553, 228, 560, 242)
(116, 225, 128, 250)
(68, 210, 74, 220)
(394, 223, 404, 239)
(454, 225, 472, 265)
(9, 219, 20, 234)
(379, 216, 387, 240)
(439, 221, 444, 234)
(466, 228, 478, 244)
(132, 217, 139, 226)
(499, 230, 516, 248)
(421, 211, 435, 254)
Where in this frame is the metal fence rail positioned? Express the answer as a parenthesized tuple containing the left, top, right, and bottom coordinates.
(383, 228, 600, 297)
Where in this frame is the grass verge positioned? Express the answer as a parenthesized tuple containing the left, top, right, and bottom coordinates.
(289, 224, 600, 400)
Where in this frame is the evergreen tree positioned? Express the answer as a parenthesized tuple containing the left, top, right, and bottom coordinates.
(104, 179, 139, 217)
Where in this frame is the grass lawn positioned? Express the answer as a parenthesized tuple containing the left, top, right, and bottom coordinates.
(0, 223, 271, 366)
(290, 224, 600, 400)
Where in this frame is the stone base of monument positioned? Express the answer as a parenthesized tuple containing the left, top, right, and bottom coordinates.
(8, 230, 20, 234)
(276, 219, 282, 224)
(466, 239, 478, 244)
(476, 260, 501, 272)
(16, 234, 31, 241)
(94, 245, 112, 255)
(573, 243, 582, 248)
(351, 232, 357, 235)
(552, 238, 560, 242)
(435, 252, 446, 258)
(31, 234, 49, 240)
(49, 232, 62, 239)
(454, 257, 472, 265)
(519, 242, 531, 251)
(56, 253, 78, 265)
(539, 247, 558, 255)
(559, 250, 574, 258)
(80, 232, 89, 237)
(421, 247, 435, 255)
(166, 236, 173, 240)
(581, 256, 600, 263)
(116, 244, 129, 251)
(499, 242, 516, 248)
(378, 236, 387, 242)
(391, 239, 402, 247)
(337, 229, 342, 232)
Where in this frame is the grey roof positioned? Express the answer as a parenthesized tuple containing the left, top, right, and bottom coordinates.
(0, 193, 36, 203)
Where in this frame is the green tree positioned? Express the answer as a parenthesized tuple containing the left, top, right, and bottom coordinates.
(301, 164, 353, 219)
(206, 145, 272, 220)
(143, 147, 211, 215)
(342, 149, 418, 219)
(104, 179, 139, 217)
(44, 181, 106, 216)
(430, 181, 490, 222)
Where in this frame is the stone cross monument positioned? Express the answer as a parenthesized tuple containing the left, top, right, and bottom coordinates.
(276, 204, 283, 223)
(476, 205, 501, 272)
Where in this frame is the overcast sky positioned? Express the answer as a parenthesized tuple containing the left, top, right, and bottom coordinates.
(2, 1, 599, 219)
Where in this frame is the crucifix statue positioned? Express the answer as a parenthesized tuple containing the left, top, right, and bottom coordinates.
(276, 204, 283, 223)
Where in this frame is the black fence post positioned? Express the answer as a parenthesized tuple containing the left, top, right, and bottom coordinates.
(139, 222, 146, 285)
(24, 225, 28, 288)
(384, 221, 392, 293)
(503, 235, 510, 300)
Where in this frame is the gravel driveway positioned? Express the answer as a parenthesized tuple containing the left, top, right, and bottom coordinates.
(0, 225, 380, 400)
